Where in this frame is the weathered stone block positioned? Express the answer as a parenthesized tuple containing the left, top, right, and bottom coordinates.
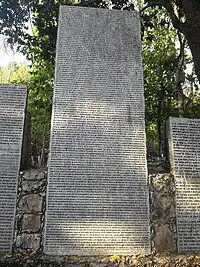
(22, 169, 46, 180)
(18, 194, 43, 212)
(154, 195, 174, 222)
(149, 173, 177, 254)
(21, 179, 45, 192)
(16, 233, 41, 250)
(154, 225, 175, 253)
(22, 214, 41, 232)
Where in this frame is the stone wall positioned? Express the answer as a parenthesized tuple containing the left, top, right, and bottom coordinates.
(168, 117, 200, 252)
(149, 173, 177, 254)
(13, 169, 47, 253)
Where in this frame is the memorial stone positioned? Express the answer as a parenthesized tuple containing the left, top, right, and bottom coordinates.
(168, 117, 200, 252)
(0, 84, 27, 252)
(45, 6, 150, 255)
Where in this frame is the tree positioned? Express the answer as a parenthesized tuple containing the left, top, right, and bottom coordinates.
(2, 0, 200, 82)
(141, 4, 200, 159)
(1, 0, 199, 162)
(28, 60, 54, 167)
(142, 7, 179, 158)
(143, 0, 200, 82)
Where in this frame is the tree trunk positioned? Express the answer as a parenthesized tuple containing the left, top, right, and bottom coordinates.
(176, 33, 185, 117)
(184, 25, 200, 82)
(157, 87, 165, 159)
(177, 87, 184, 117)
(188, 40, 200, 83)
(181, 2, 200, 82)
(157, 118, 162, 159)
(20, 111, 32, 170)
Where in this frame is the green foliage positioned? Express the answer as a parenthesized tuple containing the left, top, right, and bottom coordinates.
(142, 6, 200, 157)
(0, 62, 29, 84)
(28, 60, 54, 165)
(143, 0, 200, 82)
(142, 7, 179, 156)
(10, 63, 30, 84)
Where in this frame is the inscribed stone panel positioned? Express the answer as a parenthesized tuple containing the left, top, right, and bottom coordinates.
(0, 84, 27, 252)
(168, 117, 200, 252)
(45, 6, 150, 255)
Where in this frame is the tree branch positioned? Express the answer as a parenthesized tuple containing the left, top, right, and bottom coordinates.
(79, 0, 98, 6)
(176, 31, 186, 117)
(141, 0, 187, 34)
(164, 1, 183, 31)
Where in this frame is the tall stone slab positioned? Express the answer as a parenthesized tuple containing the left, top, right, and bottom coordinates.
(45, 6, 150, 255)
(168, 117, 200, 252)
(0, 84, 27, 252)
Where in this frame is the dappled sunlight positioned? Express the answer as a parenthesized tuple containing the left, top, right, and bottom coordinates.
(45, 219, 150, 255)
(53, 99, 129, 127)
(46, 97, 150, 255)
(51, 98, 147, 179)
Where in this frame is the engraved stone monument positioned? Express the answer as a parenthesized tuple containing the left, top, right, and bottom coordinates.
(45, 6, 150, 255)
(0, 84, 27, 252)
(168, 117, 200, 252)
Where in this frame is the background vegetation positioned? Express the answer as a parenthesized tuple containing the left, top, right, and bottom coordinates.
(0, 0, 200, 167)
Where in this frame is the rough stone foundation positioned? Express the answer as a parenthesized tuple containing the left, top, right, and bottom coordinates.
(149, 173, 177, 254)
(13, 169, 48, 253)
